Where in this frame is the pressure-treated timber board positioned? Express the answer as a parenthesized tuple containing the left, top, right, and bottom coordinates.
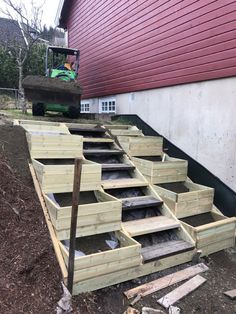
(132, 155, 188, 184)
(83, 137, 114, 143)
(141, 240, 194, 262)
(117, 136, 163, 157)
(17, 120, 69, 134)
(124, 263, 209, 299)
(106, 125, 143, 137)
(72, 250, 195, 295)
(44, 190, 122, 240)
(224, 289, 236, 300)
(121, 196, 163, 210)
(153, 181, 214, 218)
(102, 178, 148, 189)
(180, 212, 236, 255)
(157, 275, 206, 308)
(32, 158, 101, 193)
(60, 231, 142, 282)
(26, 133, 83, 159)
(123, 216, 180, 237)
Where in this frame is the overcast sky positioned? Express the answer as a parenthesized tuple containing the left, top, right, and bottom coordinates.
(0, 0, 61, 27)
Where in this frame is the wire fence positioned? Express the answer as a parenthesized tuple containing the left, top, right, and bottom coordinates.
(0, 87, 19, 109)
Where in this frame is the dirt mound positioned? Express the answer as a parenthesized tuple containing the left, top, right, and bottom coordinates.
(0, 124, 61, 314)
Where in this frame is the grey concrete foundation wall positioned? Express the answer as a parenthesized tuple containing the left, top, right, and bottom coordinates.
(83, 77, 236, 192)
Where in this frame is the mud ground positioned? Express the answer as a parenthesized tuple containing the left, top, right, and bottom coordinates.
(0, 117, 235, 314)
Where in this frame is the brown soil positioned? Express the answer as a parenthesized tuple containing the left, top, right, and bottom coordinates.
(54, 191, 98, 207)
(157, 182, 190, 193)
(23, 75, 83, 95)
(181, 212, 215, 227)
(0, 119, 235, 314)
(37, 158, 75, 165)
(0, 123, 62, 314)
(73, 233, 120, 255)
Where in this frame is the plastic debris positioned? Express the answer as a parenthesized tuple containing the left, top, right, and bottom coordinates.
(56, 282, 72, 314)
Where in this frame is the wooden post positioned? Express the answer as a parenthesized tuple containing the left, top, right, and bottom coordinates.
(67, 158, 82, 294)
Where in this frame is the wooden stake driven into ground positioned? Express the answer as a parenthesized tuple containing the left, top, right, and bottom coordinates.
(67, 158, 82, 294)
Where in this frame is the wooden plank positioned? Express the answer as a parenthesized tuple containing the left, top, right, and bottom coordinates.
(157, 275, 207, 308)
(142, 240, 194, 262)
(56, 221, 121, 240)
(69, 126, 106, 133)
(72, 250, 194, 295)
(200, 237, 235, 256)
(224, 289, 236, 300)
(83, 149, 124, 155)
(121, 196, 163, 210)
(124, 263, 209, 299)
(117, 135, 163, 157)
(123, 216, 180, 237)
(83, 137, 113, 143)
(29, 164, 68, 281)
(60, 231, 141, 270)
(73, 256, 142, 282)
(102, 178, 148, 189)
(102, 163, 135, 171)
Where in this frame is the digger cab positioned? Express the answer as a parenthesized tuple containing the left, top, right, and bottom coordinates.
(45, 46, 80, 82)
(23, 46, 82, 119)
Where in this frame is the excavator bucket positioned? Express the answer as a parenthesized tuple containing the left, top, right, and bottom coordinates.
(22, 75, 83, 106)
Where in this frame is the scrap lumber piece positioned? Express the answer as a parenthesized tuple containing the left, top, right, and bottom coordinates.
(124, 307, 140, 314)
(224, 289, 236, 299)
(142, 307, 164, 314)
(124, 263, 208, 299)
(157, 275, 206, 308)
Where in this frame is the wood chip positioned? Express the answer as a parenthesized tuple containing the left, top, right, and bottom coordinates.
(157, 275, 206, 309)
(224, 289, 236, 300)
(142, 307, 165, 314)
(124, 307, 140, 314)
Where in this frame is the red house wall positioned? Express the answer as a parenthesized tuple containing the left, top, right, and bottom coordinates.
(66, 0, 236, 99)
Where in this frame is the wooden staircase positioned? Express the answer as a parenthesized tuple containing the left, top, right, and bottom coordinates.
(83, 131, 196, 264)
(19, 120, 202, 295)
(123, 216, 180, 237)
(115, 127, 236, 258)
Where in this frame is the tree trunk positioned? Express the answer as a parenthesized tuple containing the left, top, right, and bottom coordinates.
(18, 62, 27, 114)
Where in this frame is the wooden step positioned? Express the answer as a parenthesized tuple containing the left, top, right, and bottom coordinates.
(84, 149, 124, 156)
(123, 216, 180, 237)
(121, 196, 163, 211)
(69, 127, 106, 133)
(142, 240, 194, 263)
(102, 163, 135, 172)
(83, 138, 114, 143)
(102, 178, 148, 189)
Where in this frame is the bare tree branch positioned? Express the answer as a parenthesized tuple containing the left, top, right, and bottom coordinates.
(1, 0, 44, 113)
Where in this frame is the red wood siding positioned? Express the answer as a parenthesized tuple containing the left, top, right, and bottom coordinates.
(66, 0, 236, 99)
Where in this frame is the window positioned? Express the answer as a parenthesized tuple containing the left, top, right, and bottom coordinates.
(99, 98, 116, 113)
(80, 102, 90, 113)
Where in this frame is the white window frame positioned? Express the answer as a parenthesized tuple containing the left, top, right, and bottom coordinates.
(80, 101, 90, 113)
(99, 98, 116, 114)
